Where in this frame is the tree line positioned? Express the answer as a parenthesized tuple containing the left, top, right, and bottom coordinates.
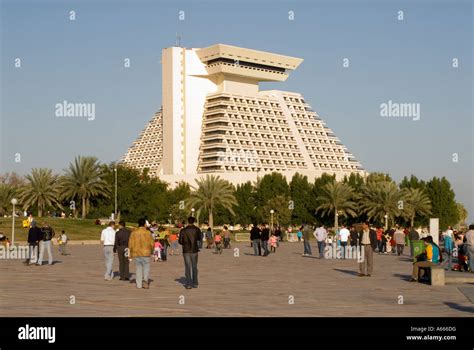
(0, 156, 468, 230)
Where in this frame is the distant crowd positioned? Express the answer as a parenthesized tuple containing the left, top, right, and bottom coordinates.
(4, 213, 474, 288)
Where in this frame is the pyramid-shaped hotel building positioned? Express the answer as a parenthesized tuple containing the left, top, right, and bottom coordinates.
(121, 44, 365, 184)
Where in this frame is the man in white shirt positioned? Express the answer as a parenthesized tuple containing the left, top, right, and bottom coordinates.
(338, 225, 351, 259)
(100, 221, 116, 281)
(314, 224, 328, 258)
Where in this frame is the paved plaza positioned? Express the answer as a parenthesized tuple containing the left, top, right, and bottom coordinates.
(1, 242, 473, 317)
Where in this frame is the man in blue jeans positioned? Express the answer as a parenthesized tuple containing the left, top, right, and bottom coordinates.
(179, 216, 203, 289)
(314, 224, 328, 259)
(37, 222, 55, 266)
(100, 221, 116, 280)
(128, 218, 154, 289)
(302, 223, 312, 256)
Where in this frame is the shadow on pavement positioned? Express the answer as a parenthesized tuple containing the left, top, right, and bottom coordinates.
(175, 277, 187, 286)
(444, 302, 474, 314)
(333, 268, 359, 276)
(393, 273, 412, 281)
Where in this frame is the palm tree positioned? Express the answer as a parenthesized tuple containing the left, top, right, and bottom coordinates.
(18, 168, 63, 217)
(0, 183, 16, 216)
(316, 181, 358, 231)
(187, 175, 237, 228)
(61, 156, 109, 219)
(360, 181, 403, 228)
(401, 187, 431, 227)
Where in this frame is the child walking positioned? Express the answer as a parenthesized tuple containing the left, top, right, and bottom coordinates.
(153, 239, 163, 262)
(58, 230, 68, 255)
(214, 232, 223, 254)
(270, 234, 278, 253)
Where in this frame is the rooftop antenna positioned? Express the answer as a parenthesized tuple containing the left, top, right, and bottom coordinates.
(175, 32, 181, 47)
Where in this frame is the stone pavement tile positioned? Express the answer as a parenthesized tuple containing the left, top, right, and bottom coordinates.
(0, 243, 472, 317)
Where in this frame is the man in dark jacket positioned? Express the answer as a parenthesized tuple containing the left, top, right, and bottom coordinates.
(260, 224, 270, 256)
(250, 223, 262, 256)
(178, 216, 203, 289)
(357, 222, 377, 277)
(24, 221, 41, 265)
(37, 222, 55, 266)
(349, 226, 358, 247)
(114, 220, 131, 281)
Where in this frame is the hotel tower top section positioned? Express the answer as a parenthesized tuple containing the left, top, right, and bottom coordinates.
(122, 44, 365, 184)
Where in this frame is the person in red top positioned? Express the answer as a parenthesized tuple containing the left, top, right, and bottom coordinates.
(214, 232, 223, 254)
(376, 227, 384, 254)
(169, 232, 179, 256)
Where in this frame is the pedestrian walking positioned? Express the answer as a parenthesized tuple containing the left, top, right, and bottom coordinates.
(250, 223, 262, 256)
(113, 221, 131, 281)
(394, 228, 406, 256)
(314, 224, 327, 259)
(357, 222, 377, 277)
(100, 221, 116, 280)
(301, 224, 312, 256)
(37, 222, 55, 266)
(58, 230, 68, 256)
(129, 218, 154, 289)
(261, 224, 270, 256)
(178, 216, 203, 289)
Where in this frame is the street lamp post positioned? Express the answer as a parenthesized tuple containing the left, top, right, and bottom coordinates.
(114, 167, 118, 220)
(11, 198, 18, 247)
(384, 214, 388, 231)
(191, 208, 195, 217)
(270, 209, 274, 233)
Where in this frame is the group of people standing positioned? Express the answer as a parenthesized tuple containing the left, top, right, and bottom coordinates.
(441, 225, 474, 272)
(100, 216, 203, 290)
(204, 225, 232, 252)
(249, 223, 282, 257)
(23, 220, 68, 266)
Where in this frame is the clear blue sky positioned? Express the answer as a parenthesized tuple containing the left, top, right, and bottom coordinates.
(1, 0, 473, 223)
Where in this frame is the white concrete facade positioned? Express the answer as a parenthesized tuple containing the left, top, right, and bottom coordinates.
(121, 44, 366, 183)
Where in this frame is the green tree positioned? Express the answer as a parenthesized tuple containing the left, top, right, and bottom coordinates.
(92, 164, 141, 220)
(18, 168, 63, 217)
(169, 204, 189, 225)
(456, 202, 468, 228)
(400, 187, 432, 227)
(255, 172, 290, 211)
(61, 156, 110, 219)
(365, 172, 393, 183)
(289, 173, 314, 225)
(316, 181, 358, 230)
(360, 181, 402, 228)
(187, 175, 237, 228)
(342, 173, 366, 225)
(343, 173, 365, 192)
(167, 182, 191, 224)
(312, 173, 336, 226)
(234, 181, 256, 225)
(262, 195, 292, 227)
(425, 177, 459, 229)
(399, 175, 426, 191)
